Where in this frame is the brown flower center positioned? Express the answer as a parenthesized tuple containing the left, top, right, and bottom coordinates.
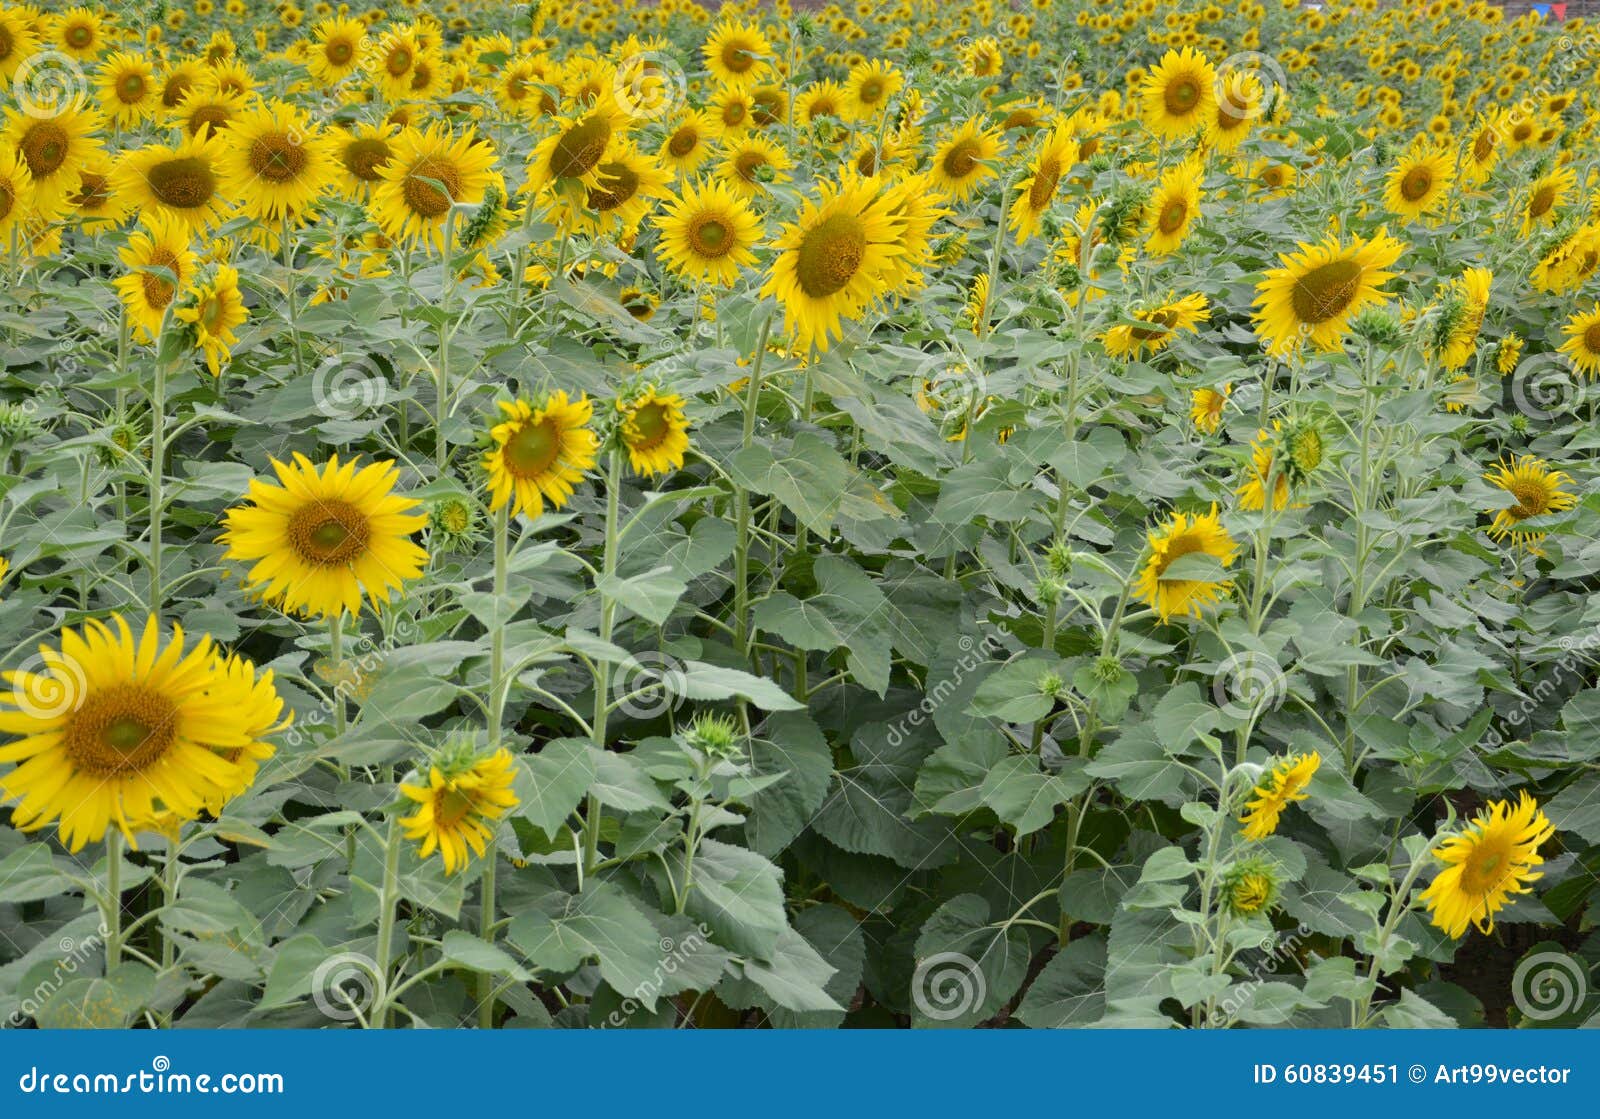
(551, 114, 610, 180)
(941, 138, 982, 179)
(1164, 76, 1200, 115)
(249, 131, 307, 183)
(688, 214, 733, 258)
(667, 128, 698, 158)
(795, 212, 866, 299)
(63, 685, 179, 776)
(1289, 257, 1363, 324)
(147, 156, 218, 209)
(1398, 165, 1434, 202)
(118, 72, 147, 103)
(587, 161, 639, 212)
(1027, 157, 1061, 211)
(20, 121, 67, 178)
(141, 248, 180, 309)
(401, 155, 462, 217)
(1158, 198, 1188, 234)
(342, 137, 391, 181)
(287, 500, 371, 564)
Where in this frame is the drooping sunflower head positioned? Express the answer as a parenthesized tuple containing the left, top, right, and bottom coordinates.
(482, 393, 598, 520)
(399, 739, 519, 875)
(1007, 123, 1077, 244)
(1102, 291, 1210, 360)
(1221, 856, 1282, 917)
(1419, 792, 1554, 938)
(1134, 503, 1238, 623)
(616, 385, 691, 478)
(1236, 422, 1298, 513)
(1426, 266, 1492, 371)
(527, 95, 628, 195)
(1239, 751, 1320, 840)
(174, 262, 248, 377)
(1252, 229, 1407, 356)
(113, 212, 198, 344)
(0, 614, 286, 852)
(1484, 455, 1577, 548)
(220, 454, 429, 620)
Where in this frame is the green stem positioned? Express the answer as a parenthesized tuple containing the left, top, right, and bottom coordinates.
(582, 449, 625, 880)
(732, 316, 773, 659)
(281, 215, 305, 382)
(373, 814, 403, 1029)
(103, 832, 123, 973)
(478, 501, 509, 1027)
(329, 612, 346, 737)
(147, 341, 167, 621)
(435, 209, 458, 474)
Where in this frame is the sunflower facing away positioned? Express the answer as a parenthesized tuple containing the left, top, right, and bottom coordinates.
(0, 614, 286, 852)
(1484, 455, 1577, 548)
(370, 124, 498, 251)
(221, 455, 429, 619)
(1141, 46, 1216, 140)
(1134, 503, 1237, 622)
(482, 393, 598, 520)
(1419, 793, 1554, 938)
(1253, 229, 1406, 356)
(1102, 292, 1210, 360)
(617, 386, 691, 477)
(653, 177, 763, 286)
(1428, 267, 1491, 372)
(1240, 751, 1321, 840)
(1236, 423, 1297, 512)
(400, 744, 519, 875)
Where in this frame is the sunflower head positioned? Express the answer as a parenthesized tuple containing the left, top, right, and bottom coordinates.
(1221, 857, 1282, 917)
(1239, 752, 1320, 840)
(482, 392, 598, 520)
(399, 737, 519, 875)
(615, 385, 691, 478)
(1134, 503, 1238, 623)
(1419, 792, 1554, 938)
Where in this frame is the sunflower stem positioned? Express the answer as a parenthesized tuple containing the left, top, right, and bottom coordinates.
(103, 832, 124, 974)
(329, 612, 346, 737)
(146, 326, 168, 621)
(476, 846, 497, 1028)
(373, 812, 403, 1029)
(280, 214, 305, 382)
(435, 207, 458, 475)
(582, 448, 625, 881)
(732, 314, 773, 660)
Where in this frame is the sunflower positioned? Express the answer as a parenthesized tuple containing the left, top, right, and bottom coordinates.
(498, 56, 555, 119)
(526, 94, 628, 196)
(307, 16, 367, 87)
(113, 214, 198, 343)
(1420, 793, 1554, 938)
(2, 99, 103, 220)
(1102, 292, 1209, 359)
(167, 85, 246, 139)
(370, 123, 498, 251)
(1560, 302, 1600, 377)
(550, 142, 671, 237)
(1533, 224, 1600, 295)
(659, 109, 716, 176)
(1484, 455, 1577, 548)
(157, 59, 207, 111)
(1222, 857, 1280, 916)
(1190, 383, 1230, 434)
(1236, 423, 1299, 512)
(1145, 157, 1202, 255)
(97, 51, 158, 127)
(175, 262, 247, 377)
(371, 23, 425, 101)
(1141, 46, 1216, 139)
(718, 133, 793, 199)
(1252, 229, 1406, 356)
(1209, 69, 1263, 152)
(70, 155, 125, 225)
(761, 177, 907, 353)
(1460, 111, 1504, 185)
(0, 8, 40, 86)
(1007, 124, 1077, 244)
(796, 80, 849, 129)
(1521, 165, 1574, 237)
(1428, 267, 1491, 371)
(482, 393, 598, 520)
(617, 386, 691, 477)
(110, 132, 231, 235)
(53, 5, 104, 61)
(1134, 503, 1238, 622)
(217, 101, 336, 223)
(399, 744, 518, 875)
(1496, 332, 1525, 376)
(0, 148, 34, 240)
(0, 614, 285, 853)
(1383, 144, 1455, 222)
(653, 177, 762, 286)
(930, 119, 1001, 200)
(703, 19, 772, 86)
(332, 121, 396, 201)
(844, 59, 903, 122)
(220, 454, 429, 620)
(1239, 752, 1320, 840)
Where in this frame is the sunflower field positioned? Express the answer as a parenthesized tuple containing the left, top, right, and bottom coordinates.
(2, 0, 1600, 1033)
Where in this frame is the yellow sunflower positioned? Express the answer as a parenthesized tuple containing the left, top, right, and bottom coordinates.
(370, 123, 498, 251)
(1419, 793, 1554, 939)
(547, 141, 670, 238)
(113, 214, 198, 343)
(1560, 302, 1600, 377)
(1459, 110, 1504, 185)
(702, 19, 772, 86)
(929, 119, 1001, 201)
(110, 132, 231, 235)
(175, 262, 247, 377)
(53, 5, 105, 61)
(659, 109, 717, 176)
(653, 177, 763, 286)
(217, 100, 336, 223)
(1141, 46, 1216, 140)
(0, 614, 285, 853)
(526, 94, 629, 196)
(482, 392, 598, 519)
(1102, 292, 1210, 359)
(1484, 455, 1577, 548)
(1236, 423, 1298, 513)
(616, 386, 691, 478)
(1428, 267, 1491, 371)
(843, 59, 903, 123)
(306, 16, 367, 87)
(3, 99, 104, 220)
(1252, 229, 1406, 356)
(1190, 383, 1231, 434)
(709, 85, 757, 139)
(0, 8, 41, 86)
(370, 23, 425, 101)
(1134, 503, 1238, 622)
(97, 51, 158, 127)
(332, 121, 396, 201)
(220, 455, 429, 620)
(0, 148, 35, 239)
(166, 85, 246, 139)
(760, 176, 908, 353)
(1383, 144, 1455, 222)
(1145, 157, 1202, 256)
(1209, 69, 1263, 152)
(718, 133, 793, 199)
(1007, 123, 1077, 244)
(400, 745, 518, 875)
(1521, 165, 1575, 237)
(1240, 752, 1320, 840)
